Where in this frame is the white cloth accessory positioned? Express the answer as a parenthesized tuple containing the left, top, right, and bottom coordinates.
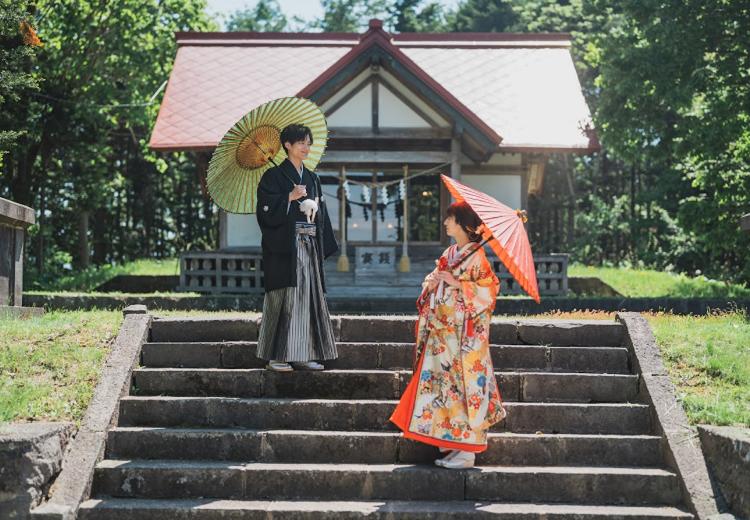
(299, 197, 319, 224)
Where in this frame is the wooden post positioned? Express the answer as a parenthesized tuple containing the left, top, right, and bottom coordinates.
(398, 164, 411, 272)
(337, 165, 349, 271)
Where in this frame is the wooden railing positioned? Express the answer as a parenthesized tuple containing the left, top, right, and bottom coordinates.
(179, 250, 569, 297)
(179, 251, 264, 294)
(490, 254, 569, 297)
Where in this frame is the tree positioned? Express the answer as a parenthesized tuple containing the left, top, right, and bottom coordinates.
(388, 0, 447, 32)
(1, 0, 217, 274)
(226, 0, 287, 32)
(313, 0, 389, 32)
(587, 0, 750, 280)
(449, 0, 517, 32)
(0, 2, 41, 166)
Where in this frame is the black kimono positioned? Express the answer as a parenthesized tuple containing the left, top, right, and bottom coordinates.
(255, 158, 339, 363)
(256, 158, 338, 292)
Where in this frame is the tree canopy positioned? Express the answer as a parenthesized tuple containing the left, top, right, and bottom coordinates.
(1, 0, 748, 287)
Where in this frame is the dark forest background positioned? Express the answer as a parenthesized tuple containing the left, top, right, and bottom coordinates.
(2, 0, 748, 288)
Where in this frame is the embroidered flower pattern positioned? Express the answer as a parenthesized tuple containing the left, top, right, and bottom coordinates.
(408, 244, 506, 447)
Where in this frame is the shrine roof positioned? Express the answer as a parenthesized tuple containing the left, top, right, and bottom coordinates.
(150, 20, 598, 154)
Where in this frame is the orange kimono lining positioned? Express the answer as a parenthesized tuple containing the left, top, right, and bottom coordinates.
(389, 350, 487, 454)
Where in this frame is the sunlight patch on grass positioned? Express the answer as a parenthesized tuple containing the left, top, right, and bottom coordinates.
(0, 310, 122, 423)
(569, 264, 750, 298)
(30, 258, 180, 292)
(647, 311, 750, 426)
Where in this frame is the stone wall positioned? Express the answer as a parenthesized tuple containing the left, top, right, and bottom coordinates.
(699, 425, 750, 519)
(0, 422, 74, 519)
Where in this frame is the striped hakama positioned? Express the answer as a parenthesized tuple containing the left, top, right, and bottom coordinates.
(256, 224, 338, 362)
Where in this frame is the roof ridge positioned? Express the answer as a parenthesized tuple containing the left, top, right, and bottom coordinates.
(296, 21, 503, 149)
(175, 19, 571, 48)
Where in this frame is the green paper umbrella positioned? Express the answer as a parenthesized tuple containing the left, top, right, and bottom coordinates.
(207, 96, 328, 214)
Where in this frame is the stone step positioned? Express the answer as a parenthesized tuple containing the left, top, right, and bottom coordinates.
(131, 368, 639, 403)
(149, 317, 625, 346)
(142, 342, 631, 374)
(119, 397, 653, 435)
(92, 460, 682, 506)
(78, 498, 694, 520)
(106, 428, 663, 467)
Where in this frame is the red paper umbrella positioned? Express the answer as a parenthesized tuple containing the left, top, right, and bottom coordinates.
(441, 174, 540, 303)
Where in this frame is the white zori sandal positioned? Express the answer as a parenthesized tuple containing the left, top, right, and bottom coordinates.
(434, 448, 456, 467)
(292, 361, 325, 371)
(266, 360, 294, 372)
(437, 450, 475, 469)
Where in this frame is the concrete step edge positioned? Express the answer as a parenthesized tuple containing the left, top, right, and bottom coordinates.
(132, 368, 637, 378)
(78, 498, 694, 518)
(119, 396, 650, 408)
(108, 427, 660, 440)
(96, 460, 677, 477)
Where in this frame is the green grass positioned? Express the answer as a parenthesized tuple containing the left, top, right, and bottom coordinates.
(2, 307, 747, 427)
(25, 290, 201, 298)
(647, 311, 750, 426)
(569, 264, 750, 298)
(0, 310, 122, 424)
(30, 258, 180, 292)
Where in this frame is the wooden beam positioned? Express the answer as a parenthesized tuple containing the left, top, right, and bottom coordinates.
(461, 165, 525, 175)
(329, 127, 451, 139)
(372, 76, 379, 134)
(320, 150, 450, 165)
(440, 182, 449, 245)
(450, 136, 461, 183)
(219, 210, 228, 250)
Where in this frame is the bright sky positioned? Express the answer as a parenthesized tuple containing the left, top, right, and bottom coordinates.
(205, 0, 461, 29)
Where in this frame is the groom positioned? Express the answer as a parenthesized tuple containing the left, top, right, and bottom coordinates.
(255, 123, 339, 372)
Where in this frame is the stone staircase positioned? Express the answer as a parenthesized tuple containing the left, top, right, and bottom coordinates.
(78, 316, 694, 519)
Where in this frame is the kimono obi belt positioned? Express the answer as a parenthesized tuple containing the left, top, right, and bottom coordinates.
(296, 223, 317, 236)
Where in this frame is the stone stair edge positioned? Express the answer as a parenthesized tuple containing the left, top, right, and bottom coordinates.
(96, 459, 678, 475)
(77, 498, 694, 519)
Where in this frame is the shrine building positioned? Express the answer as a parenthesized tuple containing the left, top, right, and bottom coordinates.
(150, 19, 597, 296)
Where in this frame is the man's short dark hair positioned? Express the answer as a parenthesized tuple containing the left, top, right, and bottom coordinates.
(280, 124, 313, 155)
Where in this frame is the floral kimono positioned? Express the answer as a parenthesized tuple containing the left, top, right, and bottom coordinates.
(390, 242, 506, 452)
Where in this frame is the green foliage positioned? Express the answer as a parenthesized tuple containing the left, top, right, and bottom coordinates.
(2, 0, 748, 289)
(226, 0, 287, 31)
(388, 0, 447, 32)
(313, 0, 390, 32)
(0, 1, 41, 151)
(450, 0, 516, 32)
(582, 0, 750, 283)
(0, 0, 218, 274)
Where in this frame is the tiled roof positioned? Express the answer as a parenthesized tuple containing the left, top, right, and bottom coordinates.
(402, 46, 595, 151)
(149, 22, 596, 153)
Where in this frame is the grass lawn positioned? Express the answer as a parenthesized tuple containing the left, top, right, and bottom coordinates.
(27, 257, 750, 299)
(569, 264, 750, 298)
(648, 311, 750, 426)
(2, 308, 747, 427)
(30, 258, 180, 292)
(0, 310, 122, 424)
